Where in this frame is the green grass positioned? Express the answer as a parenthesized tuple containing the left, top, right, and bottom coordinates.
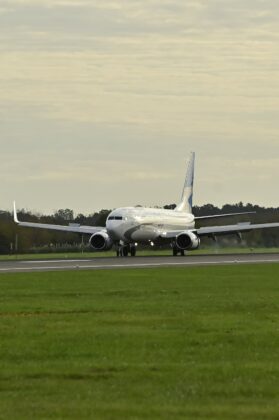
(0, 265, 279, 419)
(1, 246, 279, 261)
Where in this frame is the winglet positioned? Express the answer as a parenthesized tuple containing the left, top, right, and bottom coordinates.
(13, 201, 19, 224)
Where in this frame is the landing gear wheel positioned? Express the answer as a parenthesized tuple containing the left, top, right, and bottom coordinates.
(116, 244, 122, 257)
(122, 246, 129, 257)
(173, 247, 178, 256)
(130, 245, 136, 257)
(180, 250, 185, 256)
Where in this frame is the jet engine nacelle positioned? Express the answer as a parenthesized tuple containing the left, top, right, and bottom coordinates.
(89, 231, 113, 251)
(176, 231, 200, 250)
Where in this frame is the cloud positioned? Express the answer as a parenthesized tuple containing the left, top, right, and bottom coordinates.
(0, 0, 278, 211)
(1, 0, 279, 43)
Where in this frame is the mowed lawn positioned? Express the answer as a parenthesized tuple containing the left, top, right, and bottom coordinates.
(0, 265, 278, 419)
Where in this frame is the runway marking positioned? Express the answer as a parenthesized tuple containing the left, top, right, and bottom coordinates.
(80, 259, 279, 269)
(23, 259, 92, 264)
(0, 258, 278, 272)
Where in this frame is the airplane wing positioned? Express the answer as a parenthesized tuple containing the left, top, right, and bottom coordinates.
(13, 202, 104, 235)
(195, 211, 256, 220)
(160, 221, 279, 239)
(195, 222, 279, 237)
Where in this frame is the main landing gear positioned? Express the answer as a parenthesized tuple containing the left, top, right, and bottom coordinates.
(172, 245, 185, 257)
(116, 243, 137, 257)
(116, 243, 185, 257)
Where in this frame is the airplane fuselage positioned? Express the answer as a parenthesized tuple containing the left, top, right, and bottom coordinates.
(106, 207, 195, 243)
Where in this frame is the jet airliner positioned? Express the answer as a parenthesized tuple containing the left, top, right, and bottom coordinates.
(13, 153, 279, 257)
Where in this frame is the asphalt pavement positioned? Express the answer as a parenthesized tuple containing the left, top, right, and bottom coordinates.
(0, 253, 278, 273)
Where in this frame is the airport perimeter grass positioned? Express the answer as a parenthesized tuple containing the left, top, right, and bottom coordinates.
(0, 265, 278, 419)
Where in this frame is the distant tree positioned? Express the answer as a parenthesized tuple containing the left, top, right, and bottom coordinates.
(164, 204, 176, 210)
(0, 233, 10, 253)
(94, 210, 110, 227)
(54, 209, 74, 222)
(193, 204, 220, 216)
(75, 213, 86, 224)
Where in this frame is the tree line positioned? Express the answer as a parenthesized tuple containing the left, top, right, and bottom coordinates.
(0, 202, 278, 254)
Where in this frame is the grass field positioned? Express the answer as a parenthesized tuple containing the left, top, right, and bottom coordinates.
(1, 246, 279, 261)
(0, 265, 279, 419)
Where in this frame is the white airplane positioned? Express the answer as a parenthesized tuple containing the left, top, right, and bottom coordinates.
(13, 152, 279, 257)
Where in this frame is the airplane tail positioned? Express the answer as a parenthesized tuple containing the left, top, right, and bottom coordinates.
(175, 152, 195, 213)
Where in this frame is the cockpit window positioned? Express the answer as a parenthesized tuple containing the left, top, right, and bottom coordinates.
(108, 216, 123, 221)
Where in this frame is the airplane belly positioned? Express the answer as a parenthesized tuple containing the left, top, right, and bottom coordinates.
(131, 229, 158, 242)
(124, 225, 158, 242)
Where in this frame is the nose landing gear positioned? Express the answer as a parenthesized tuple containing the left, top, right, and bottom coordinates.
(116, 243, 137, 257)
(130, 245, 136, 257)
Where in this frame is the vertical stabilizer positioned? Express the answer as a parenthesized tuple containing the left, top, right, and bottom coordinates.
(175, 152, 195, 213)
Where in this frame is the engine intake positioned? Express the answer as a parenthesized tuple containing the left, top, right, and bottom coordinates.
(89, 232, 113, 251)
(176, 231, 200, 250)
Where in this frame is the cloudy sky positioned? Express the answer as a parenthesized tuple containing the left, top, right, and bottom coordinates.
(0, 0, 278, 214)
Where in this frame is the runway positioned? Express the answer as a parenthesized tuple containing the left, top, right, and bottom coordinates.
(0, 253, 279, 273)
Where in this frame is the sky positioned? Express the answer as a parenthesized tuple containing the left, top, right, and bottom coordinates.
(0, 0, 278, 214)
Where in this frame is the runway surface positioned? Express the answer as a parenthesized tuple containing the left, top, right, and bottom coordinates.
(0, 253, 279, 273)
